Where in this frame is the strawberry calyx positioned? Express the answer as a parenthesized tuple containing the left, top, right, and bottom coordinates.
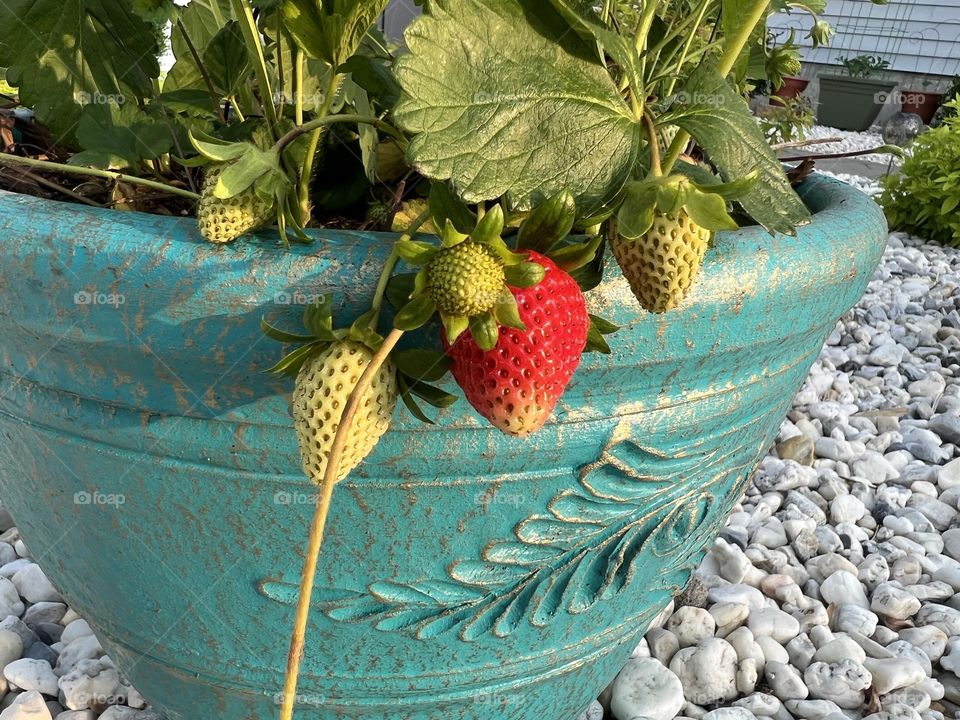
(392, 203, 546, 351)
(261, 295, 458, 422)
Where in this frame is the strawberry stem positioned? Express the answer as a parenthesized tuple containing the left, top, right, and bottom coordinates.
(0, 155, 200, 201)
(643, 111, 662, 178)
(371, 210, 432, 330)
(278, 328, 405, 720)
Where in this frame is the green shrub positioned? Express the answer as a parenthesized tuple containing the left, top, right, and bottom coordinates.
(881, 97, 960, 246)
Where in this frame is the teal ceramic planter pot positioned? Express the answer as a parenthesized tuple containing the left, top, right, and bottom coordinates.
(0, 176, 885, 720)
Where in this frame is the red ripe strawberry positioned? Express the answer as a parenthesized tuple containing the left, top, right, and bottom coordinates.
(444, 252, 589, 437)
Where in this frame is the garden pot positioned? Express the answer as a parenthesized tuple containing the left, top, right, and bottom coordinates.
(772, 76, 809, 102)
(817, 74, 897, 131)
(0, 175, 886, 720)
(901, 90, 943, 125)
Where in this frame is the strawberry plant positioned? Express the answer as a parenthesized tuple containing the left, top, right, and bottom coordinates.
(0, 1, 837, 718)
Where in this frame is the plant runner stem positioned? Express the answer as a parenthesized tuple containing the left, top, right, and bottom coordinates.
(0, 155, 200, 201)
(278, 327, 405, 720)
(296, 72, 342, 227)
(277, 113, 407, 156)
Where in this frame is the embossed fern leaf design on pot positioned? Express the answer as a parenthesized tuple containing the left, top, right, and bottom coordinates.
(313, 421, 764, 642)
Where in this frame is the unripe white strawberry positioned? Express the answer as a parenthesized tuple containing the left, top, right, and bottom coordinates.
(292, 341, 398, 483)
(196, 165, 273, 244)
(611, 210, 710, 314)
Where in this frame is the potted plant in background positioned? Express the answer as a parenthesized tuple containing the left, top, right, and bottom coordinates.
(0, 1, 887, 720)
(899, 78, 944, 125)
(818, 53, 896, 131)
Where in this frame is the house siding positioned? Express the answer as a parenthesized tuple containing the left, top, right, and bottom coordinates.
(770, 0, 960, 78)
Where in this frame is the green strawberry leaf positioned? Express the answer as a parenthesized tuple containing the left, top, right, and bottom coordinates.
(395, 294, 437, 331)
(691, 171, 760, 201)
(164, 0, 233, 94)
(517, 191, 577, 253)
(260, 316, 317, 344)
(504, 262, 547, 288)
(394, 0, 643, 215)
(469, 313, 499, 352)
(281, 0, 390, 67)
(0, 0, 161, 145)
(204, 20, 251, 96)
(392, 350, 452, 383)
(429, 182, 476, 235)
(340, 55, 402, 109)
(69, 103, 173, 170)
(303, 296, 338, 341)
(669, 66, 811, 234)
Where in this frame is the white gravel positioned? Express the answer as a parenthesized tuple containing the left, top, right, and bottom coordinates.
(602, 227, 960, 720)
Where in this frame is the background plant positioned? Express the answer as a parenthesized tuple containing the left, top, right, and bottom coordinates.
(839, 54, 891, 79)
(881, 97, 960, 247)
(758, 95, 815, 143)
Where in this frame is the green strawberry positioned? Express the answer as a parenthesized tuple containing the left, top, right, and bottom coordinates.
(610, 209, 710, 314)
(292, 341, 398, 483)
(196, 165, 273, 244)
(425, 242, 506, 317)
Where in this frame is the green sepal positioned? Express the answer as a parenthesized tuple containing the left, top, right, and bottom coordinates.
(492, 289, 525, 331)
(398, 375, 435, 424)
(394, 294, 437, 331)
(303, 296, 338, 341)
(617, 181, 658, 240)
(485, 236, 528, 266)
(260, 317, 316, 344)
(691, 170, 760, 201)
(212, 146, 281, 199)
(412, 268, 429, 299)
(655, 178, 685, 216)
(469, 313, 500, 352)
(429, 182, 476, 235)
(406, 380, 458, 409)
(683, 189, 738, 232)
(265, 341, 324, 377)
(188, 130, 248, 163)
(517, 190, 576, 253)
(386, 273, 418, 309)
(348, 309, 384, 350)
(441, 219, 469, 248)
(472, 205, 506, 246)
(441, 312, 469, 345)
(392, 349, 452, 383)
(584, 314, 620, 355)
(504, 261, 547, 288)
(548, 235, 603, 272)
(172, 155, 211, 168)
(396, 239, 439, 266)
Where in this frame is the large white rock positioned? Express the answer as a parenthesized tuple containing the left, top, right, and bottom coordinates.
(804, 659, 873, 709)
(747, 608, 800, 644)
(10, 566, 60, 604)
(57, 659, 121, 711)
(666, 606, 716, 648)
(763, 661, 807, 701)
(863, 658, 927, 694)
(610, 658, 684, 720)
(871, 582, 921, 620)
(669, 638, 739, 705)
(820, 570, 869, 609)
(0, 691, 52, 720)
(3, 658, 59, 696)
